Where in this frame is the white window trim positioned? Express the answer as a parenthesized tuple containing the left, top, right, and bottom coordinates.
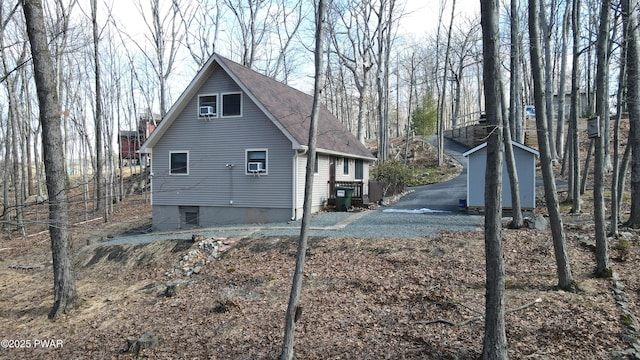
(245, 148, 268, 175)
(198, 94, 218, 119)
(169, 151, 190, 175)
(343, 157, 349, 175)
(221, 92, 243, 118)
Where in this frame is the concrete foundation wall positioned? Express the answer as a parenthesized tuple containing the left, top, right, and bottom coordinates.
(152, 205, 293, 231)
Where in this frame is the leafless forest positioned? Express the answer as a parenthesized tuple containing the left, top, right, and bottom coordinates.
(2, 0, 640, 358)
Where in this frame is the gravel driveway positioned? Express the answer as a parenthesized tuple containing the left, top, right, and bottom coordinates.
(102, 208, 483, 246)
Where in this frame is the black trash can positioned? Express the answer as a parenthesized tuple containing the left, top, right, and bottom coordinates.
(335, 186, 354, 211)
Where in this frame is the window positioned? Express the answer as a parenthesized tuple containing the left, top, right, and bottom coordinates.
(198, 94, 218, 118)
(343, 157, 349, 175)
(355, 159, 363, 180)
(170, 151, 189, 175)
(246, 149, 267, 174)
(179, 206, 199, 228)
(222, 93, 242, 117)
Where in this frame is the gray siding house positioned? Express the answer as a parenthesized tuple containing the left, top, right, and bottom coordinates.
(140, 54, 375, 231)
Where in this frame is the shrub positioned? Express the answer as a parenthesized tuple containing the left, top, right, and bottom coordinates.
(371, 160, 411, 196)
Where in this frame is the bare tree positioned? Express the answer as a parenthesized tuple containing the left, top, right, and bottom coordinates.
(556, 1, 571, 159)
(569, 0, 582, 213)
(23, 0, 78, 318)
(280, 1, 325, 358)
(437, 0, 456, 166)
(502, 86, 524, 229)
(265, 0, 305, 83)
(374, 0, 399, 162)
(449, 17, 481, 127)
(135, 0, 184, 117)
(224, 0, 272, 69)
(327, 1, 374, 144)
(509, 0, 524, 143)
(177, 1, 221, 67)
(611, 7, 628, 237)
(0, 19, 27, 233)
(540, 0, 559, 160)
(479, 0, 508, 357)
(622, 0, 640, 228)
(90, 0, 104, 213)
(530, 0, 575, 291)
(593, 0, 611, 276)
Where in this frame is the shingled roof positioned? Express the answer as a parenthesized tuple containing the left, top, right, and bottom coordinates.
(141, 53, 375, 161)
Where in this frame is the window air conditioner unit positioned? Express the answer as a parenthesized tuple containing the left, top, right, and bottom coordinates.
(200, 106, 215, 117)
(248, 162, 264, 173)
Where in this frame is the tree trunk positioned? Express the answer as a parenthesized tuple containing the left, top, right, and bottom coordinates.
(618, 134, 632, 209)
(280, 1, 325, 358)
(541, 0, 558, 160)
(509, 0, 522, 143)
(570, 0, 582, 213)
(23, 0, 78, 319)
(530, 0, 575, 291)
(480, 0, 508, 358)
(556, 2, 571, 159)
(438, 0, 456, 167)
(502, 86, 524, 229)
(580, 139, 593, 195)
(623, 0, 640, 228)
(593, 0, 610, 276)
(92, 0, 103, 214)
(611, 14, 628, 237)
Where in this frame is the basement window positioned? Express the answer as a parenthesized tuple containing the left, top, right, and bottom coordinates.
(179, 206, 199, 228)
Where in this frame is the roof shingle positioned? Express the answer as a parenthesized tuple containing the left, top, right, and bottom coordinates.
(216, 55, 374, 160)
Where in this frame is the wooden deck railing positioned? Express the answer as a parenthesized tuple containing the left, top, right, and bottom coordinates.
(328, 180, 364, 203)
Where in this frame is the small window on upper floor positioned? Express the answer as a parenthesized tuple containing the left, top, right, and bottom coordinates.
(198, 94, 218, 118)
(222, 92, 242, 117)
(343, 157, 349, 175)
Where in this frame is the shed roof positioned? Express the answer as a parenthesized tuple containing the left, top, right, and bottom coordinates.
(140, 53, 375, 161)
(462, 141, 540, 158)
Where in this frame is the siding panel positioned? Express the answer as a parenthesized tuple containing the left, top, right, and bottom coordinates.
(152, 69, 293, 209)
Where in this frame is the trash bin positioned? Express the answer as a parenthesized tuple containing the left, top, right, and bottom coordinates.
(335, 186, 354, 211)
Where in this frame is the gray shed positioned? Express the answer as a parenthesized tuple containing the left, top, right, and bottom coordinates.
(462, 142, 539, 210)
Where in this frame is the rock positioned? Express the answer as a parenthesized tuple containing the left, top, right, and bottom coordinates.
(125, 332, 159, 355)
(191, 234, 205, 242)
(578, 236, 596, 250)
(526, 215, 548, 230)
(532, 215, 548, 230)
(620, 232, 634, 240)
(164, 279, 188, 297)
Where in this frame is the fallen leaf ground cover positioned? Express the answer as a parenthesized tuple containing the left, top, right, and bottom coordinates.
(0, 209, 638, 359)
(1, 122, 639, 359)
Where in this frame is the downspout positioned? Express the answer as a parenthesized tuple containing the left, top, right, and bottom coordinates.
(292, 149, 308, 220)
(292, 151, 297, 220)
